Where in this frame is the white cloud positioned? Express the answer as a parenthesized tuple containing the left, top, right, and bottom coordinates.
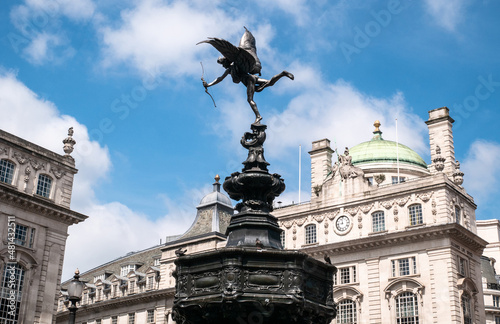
(423, 0, 467, 31)
(9, 0, 94, 64)
(256, 0, 310, 26)
(214, 64, 429, 165)
(0, 71, 196, 280)
(99, 0, 246, 76)
(461, 140, 500, 207)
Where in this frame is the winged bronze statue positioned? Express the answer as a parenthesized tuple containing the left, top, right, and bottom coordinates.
(197, 27, 294, 124)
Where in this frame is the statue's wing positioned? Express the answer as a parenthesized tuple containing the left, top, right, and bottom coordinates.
(197, 37, 240, 63)
(239, 27, 261, 75)
(197, 37, 259, 75)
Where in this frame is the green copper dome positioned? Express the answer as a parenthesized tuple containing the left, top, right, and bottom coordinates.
(348, 121, 428, 169)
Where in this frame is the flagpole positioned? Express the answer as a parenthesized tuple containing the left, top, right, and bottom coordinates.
(298, 145, 301, 204)
(396, 118, 400, 183)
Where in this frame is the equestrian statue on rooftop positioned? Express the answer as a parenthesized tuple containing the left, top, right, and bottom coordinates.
(197, 27, 294, 124)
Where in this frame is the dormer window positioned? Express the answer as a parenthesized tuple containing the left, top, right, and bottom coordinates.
(94, 274, 105, 283)
(36, 174, 52, 198)
(0, 159, 15, 184)
(121, 264, 136, 276)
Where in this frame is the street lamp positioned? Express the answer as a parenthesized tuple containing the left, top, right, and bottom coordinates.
(67, 269, 84, 324)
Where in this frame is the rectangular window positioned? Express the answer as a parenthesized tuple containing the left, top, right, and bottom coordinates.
(82, 291, 88, 305)
(305, 224, 317, 244)
(336, 266, 357, 285)
(14, 224, 28, 246)
(36, 174, 52, 198)
(392, 257, 417, 277)
(113, 284, 119, 297)
(372, 211, 385, 232)
(128, 313, 135, 324)
(0, 264, 25, 323)
(392, 176, 405, 184)
(96, 320, 101, 324)
(280, 231, 285, 248)
(112, 316, 117, 324)
(129, 281, 135, 294)
(94, 274, 105, 283)
(121, 265, 136, 277)
(147, 276, 155, 290)
(458, 256, 468, 277)
(147, 309, 155, 323)
(153, 258, 161, 266)
(408, 204, 423, 226)
(495, 316, 500, 324)
(0, 159, 15, 184)
(494, 296, 500, 308)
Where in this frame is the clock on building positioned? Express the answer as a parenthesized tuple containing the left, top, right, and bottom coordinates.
(335, 215, 351, 233)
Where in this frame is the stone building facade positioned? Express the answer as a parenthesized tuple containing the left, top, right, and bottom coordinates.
(56, 179, 233, 324)
(56, 107, 494, 323)
(0, 128, 88, 324)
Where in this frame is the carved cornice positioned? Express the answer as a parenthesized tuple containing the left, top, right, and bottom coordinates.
(56, 288, 175, 319)
(0, 182, 87, 225)
(305, 223, 487, 256)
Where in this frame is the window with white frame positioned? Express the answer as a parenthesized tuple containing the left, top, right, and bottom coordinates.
(93, 274, 105, 283)
(372, 211, 385, 232)
(112, 284, 119, 297)
(392, 176, 405, 184)
(305, 224, 317, 244)
(36, 174, 52, 198)
(462, 293, 472, 324)
(147, 309, 155, 323)
(338, 299, 357, 324)
(82, 291, 88, 304)
(14, 224, 36, 248)
(128, 313, 135, 324)
(121, 265, 136, 276)
(396, 292, 419, 324)
(391, 257, 417, 277)
(129, 280, 135, 294)
(334, 266, 357, 285)
(458, 256, 468, 277)
(494, 295, 500, 308)
(147, 275, 155, 290)
(408, 204, 423, 226)
(0, 263, 25, 324)
(280, 230, 285, 248)
(455, 206, 461, 224)
(0, 159, 15, 184)
(153, 258, 161, 266)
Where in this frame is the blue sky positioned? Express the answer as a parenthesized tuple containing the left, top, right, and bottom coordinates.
(1, 0, 500, 280)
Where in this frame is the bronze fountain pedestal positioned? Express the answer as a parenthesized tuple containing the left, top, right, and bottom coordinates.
(172, 123, 337, 324)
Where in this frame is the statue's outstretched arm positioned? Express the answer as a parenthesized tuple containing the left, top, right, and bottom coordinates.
(204, 69, 230, 88)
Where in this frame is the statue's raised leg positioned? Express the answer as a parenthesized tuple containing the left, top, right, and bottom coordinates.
(255, 71, 294, 92)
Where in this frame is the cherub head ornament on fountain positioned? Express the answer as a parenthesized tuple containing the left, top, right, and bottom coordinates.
(198, 27, 294, 124)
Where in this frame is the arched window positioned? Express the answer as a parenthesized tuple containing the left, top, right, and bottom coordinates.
(408, 204, 423, 226)
(338, 299, 357, 324)
(455, 206, 461, 224)
(0, 159, 15, 184)
(0, 263, 25, 323)
(372, 211, 385, 232)
(395, 292, 419, 323)
(461, 293, 472, 324)
(36, 174, 52, 198)
(280, 230, 285, 248)
(305, 224, 317, 244)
